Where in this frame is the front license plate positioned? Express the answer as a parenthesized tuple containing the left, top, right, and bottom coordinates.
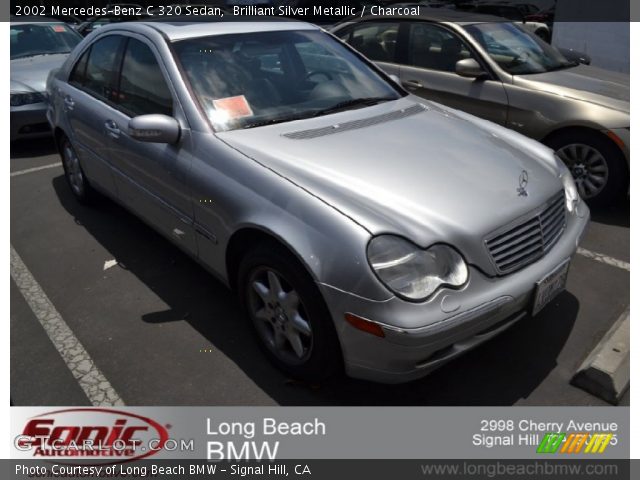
(532, 259, 570, 316)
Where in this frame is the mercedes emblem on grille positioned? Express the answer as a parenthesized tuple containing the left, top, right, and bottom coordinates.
(517, 170, 529, 197)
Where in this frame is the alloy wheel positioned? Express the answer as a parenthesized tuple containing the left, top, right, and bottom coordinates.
(247, 267, 313, 365)
(556, 143, 609, 199)
(62, 141, 85, 197)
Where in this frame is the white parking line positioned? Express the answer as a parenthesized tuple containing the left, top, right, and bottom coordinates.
(577, 247, 630, 272)
(10, 162, 62, 177)
(10, 245, 124, 406)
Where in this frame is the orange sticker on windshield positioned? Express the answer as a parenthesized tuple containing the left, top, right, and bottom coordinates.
(52, 25, 67, 32)
(213, 95, 253, 119)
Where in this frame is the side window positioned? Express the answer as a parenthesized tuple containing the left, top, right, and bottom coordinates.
(407, 23, 473, 73)
(69, 48, 90, 86)
(83, 35, 123, 101)
(117, 38, 173, 117)
(348, 23, 399, 63)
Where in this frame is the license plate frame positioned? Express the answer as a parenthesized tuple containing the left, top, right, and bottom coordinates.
(532, 259, 571, 316)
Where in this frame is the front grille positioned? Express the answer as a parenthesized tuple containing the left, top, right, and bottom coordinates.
(485, 192, 566, 275)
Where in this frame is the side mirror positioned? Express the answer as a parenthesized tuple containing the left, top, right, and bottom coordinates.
(128, 114, 180, 144)
(388, 74, 402, 86)
(455, 58, 487, 79)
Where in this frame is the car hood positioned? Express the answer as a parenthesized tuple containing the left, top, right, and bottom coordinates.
(217, 97, 564, 271)
(516, 64, 629, 113)
(10, 53, 69, 93)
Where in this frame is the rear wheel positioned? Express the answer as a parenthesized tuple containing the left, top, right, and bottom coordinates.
(545, 131, 627, 206)
(238, 245, 342, 381)
(60, 136, 95, 204)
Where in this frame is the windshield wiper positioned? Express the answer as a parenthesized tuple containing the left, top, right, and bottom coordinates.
(242, 112, 314, 129)
(546, 62, 577, 72)
(241, 97, 396, 129)
(312, 96, 396, 117)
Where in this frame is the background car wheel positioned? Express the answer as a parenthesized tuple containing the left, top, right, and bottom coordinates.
(59, 136, 95, 204)
(238, 245, 342, 382)
(545, 130, 627, 207)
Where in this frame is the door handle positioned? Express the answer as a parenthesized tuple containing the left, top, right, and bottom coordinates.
(404, 80, 423, 89)
(104, 119, 120, 138)
(63, 95, 75, 110)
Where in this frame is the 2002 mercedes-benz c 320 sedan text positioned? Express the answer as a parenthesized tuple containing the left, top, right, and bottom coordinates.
(47, 19, 589, 383)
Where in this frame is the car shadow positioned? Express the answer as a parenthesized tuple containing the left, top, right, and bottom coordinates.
(52, 175, 579, 406)
(588, 197, 629, 228)
(10, 138, 57, 159)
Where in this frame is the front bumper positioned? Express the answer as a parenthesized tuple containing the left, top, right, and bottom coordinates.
(320, 202, 590, 383)
(10, 102, 51, 141)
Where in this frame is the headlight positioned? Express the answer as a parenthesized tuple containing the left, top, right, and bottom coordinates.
(10, 92, 45, 107)
(367, 235, 468, 301)
(556, 156, 580, 214)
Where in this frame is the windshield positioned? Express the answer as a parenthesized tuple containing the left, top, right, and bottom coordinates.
(173, 29, 403, 131)
(10, 23, 82, 60)
(464, 22, 575, 75)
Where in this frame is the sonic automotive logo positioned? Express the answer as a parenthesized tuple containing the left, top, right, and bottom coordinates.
(15, 408, 170, 462)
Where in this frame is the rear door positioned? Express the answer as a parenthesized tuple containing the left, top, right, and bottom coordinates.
(395, 22, 509, 125)
(61, 34, 125, 195)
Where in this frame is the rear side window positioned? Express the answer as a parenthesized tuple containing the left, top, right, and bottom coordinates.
(116, 39, 173, 116)
(81, 35, 123, 101)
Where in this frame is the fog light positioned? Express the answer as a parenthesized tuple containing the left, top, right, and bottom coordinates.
(345, 313, 385, 338)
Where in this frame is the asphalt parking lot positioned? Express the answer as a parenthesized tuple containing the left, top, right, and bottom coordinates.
(10, 138, 630, 407)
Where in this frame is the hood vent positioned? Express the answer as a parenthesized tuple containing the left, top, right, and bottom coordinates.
(282, 103, 427, 140)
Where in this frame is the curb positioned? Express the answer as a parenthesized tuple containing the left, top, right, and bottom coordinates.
(571, 308, 630, 405)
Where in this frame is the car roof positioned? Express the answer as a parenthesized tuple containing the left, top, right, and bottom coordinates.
(125, 17, 318, 41)
(349, 7, 506, 25)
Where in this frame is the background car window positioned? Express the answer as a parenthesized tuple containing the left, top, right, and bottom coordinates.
(117, 39, 173, 117)
(407, 23, 473, 72)
(349, 23, 399, 63)
(83, 35, 123, 101)
(10, 23, 81, 59)
(465, 22, 571, 75)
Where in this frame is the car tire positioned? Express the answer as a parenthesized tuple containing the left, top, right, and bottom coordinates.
(237, 244, 342, 382)
(545, 131, 628, 207)
(59, 135, 95, 205)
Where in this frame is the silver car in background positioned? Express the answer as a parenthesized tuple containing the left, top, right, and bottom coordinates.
(333, 10, 630, 205)
(47, 20, 588, 383)
(10, 17, 82, 141)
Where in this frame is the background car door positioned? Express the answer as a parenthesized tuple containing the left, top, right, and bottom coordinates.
(106, 36, 197, 255)
(62, 34, 124, 195)
(395, 22, 509, 126)
(337, 21, 401, 78)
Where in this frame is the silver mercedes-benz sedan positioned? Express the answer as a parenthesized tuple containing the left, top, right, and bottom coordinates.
(10, 18, 83, 141)
(47, 19, 589, 383)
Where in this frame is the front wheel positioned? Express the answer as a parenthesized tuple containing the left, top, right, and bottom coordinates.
(238, 246, 342, 382)
(545, 131, 627, 207)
